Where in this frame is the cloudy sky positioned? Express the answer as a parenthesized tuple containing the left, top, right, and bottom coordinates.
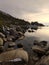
(0, 0, 49, 24)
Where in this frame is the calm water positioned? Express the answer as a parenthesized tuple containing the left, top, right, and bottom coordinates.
(15, 26, 49, 52)
(25, 26, 49, 41)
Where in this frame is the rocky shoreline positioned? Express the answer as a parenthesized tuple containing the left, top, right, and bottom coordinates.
(0, 11, 49, 65)
(0, 25, 49, 65)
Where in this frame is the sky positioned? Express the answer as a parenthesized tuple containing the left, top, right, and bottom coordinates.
(0, 0, 49, 24)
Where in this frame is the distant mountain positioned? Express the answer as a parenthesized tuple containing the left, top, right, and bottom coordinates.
(0, 10, 30, 27)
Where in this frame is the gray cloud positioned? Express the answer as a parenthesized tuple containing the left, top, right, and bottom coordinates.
(0, 0, 49, 20)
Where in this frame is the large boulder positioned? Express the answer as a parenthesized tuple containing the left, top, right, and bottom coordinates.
(0, 49, 29, 63)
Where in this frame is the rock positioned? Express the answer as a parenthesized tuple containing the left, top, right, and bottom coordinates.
(6, 35, 15, 42)
(46, 51, 49, 56)
(31, 25, 38, 30)
(40, 41, 47, 47)
(18, 36, 25, 40)
(7, 48, 14, 51)
(17, 43, 23, 48)
(18, 32, 24, 36)
(32, 55, 39, 62)
(28, 30, 34, 32)
(0, 49, 29, 63)
(35, 55, 49, 65)
(3, 38, 7, 42)
(31, 30, 34, 32)
(7, 36, 12, 41)
(33, 40, 40, 46)
(0, 46, 4, 53)
(0, 32, 5, 38)
(28, 30, 32, 32)
(32, 45, 45, 58)
(3, 41, 15, 51)
(32, 45, 45, 53)
(32, 46, 45, 53)
(9, 28, 18, 36)
(8, 42, 16, 47)
(0, 38, 3, 46)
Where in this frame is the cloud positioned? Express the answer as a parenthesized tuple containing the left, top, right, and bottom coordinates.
(0, 0, 49, 13)
(0, 0, 49, 22)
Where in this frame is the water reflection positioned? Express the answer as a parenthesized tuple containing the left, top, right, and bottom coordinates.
(25, 27, 49, 41)
(15, 26, 49, 52)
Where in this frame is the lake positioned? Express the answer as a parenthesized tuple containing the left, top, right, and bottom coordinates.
(16, 26, 49, 52)
(25, 26, 49, 41)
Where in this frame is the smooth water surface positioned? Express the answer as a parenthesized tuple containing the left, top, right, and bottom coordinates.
(25, 27, 49, 41)
(16, 26, 49, 52)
